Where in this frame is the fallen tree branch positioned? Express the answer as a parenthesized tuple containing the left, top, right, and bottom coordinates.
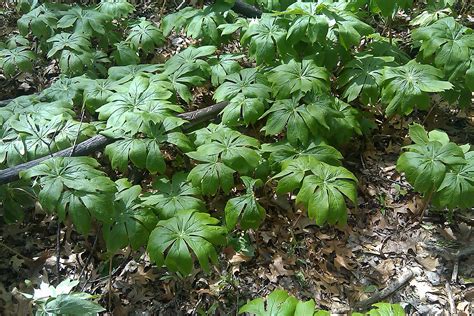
(354, 269, 414, 311)
(232, 0, 262, 18)
(0, 99, 13, 107)
(0, 101, 229, 185)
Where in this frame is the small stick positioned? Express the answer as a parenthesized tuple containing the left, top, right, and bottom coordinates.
(354, 269, 414, 311)
(451, 259, 459, 283)
(0, 241, 32, 262)
(445, 282, 457, 316)
(108, 255, 113, 312)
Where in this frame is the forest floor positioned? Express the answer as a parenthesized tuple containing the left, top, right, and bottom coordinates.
(0, 1, 473, 315)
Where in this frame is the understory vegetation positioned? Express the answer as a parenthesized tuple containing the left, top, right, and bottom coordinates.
(0, 0, 473, 315)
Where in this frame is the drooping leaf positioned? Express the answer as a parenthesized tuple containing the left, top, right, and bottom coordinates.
(225, 176, 265, 230)
(187, 127, 260, 175)
(380, 60, 453, 116)
(0, 46, 36, 77)
(142, 172, 205, 219)
(103, 179, 157, 253)
(147, 209, 227, 275)
(21, 157, 116, 234)
(274, 156, 357, 226)
(268, 59, 329, 98)
(214, 68, 271, 102)
(98, 0, 134, 18)
(127, 18, 164, 53)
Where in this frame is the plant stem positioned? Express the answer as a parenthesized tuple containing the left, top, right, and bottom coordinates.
(419, 190, 434, 222)
(108, 255, 114, 312)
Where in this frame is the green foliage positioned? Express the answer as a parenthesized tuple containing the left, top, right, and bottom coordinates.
(0, 47, 36, 76)
(225, 176, 265, 230)
(397, 124, 474, 210)
(274, 156, 357, 226)
(241, 15, 289, 65)
(239, 289, 321, 316)
(97, 0, 134, 18)
(147, 209, 227, 275)
(412, 17, 474, 88)
(103, 179, 157, 253)
(97, 76, 181, 135)
(127, 18, 164, 53)
(281, 1, 373, 49)
(221, 94, 266, 126)
(338, 54, 394, 104)
(162, 5, 229, 44)
(18, 5, 57, 38)
(214, 68, 271, 102)
(21, 157, 116, 234)
(57, 6, 111, 35)
(261, 95, 359, 146)
(187, 125, 260, 175)
(372, 0, 413, 18)
(267, 59, 329, 98)
(0, 181, 35, 223)
(380, 60, 453, 116)
(208, 53, 243, 87)
(240, 289, 405, 316)
(142, 172, 205, 219)
(22, 278, 105, 316)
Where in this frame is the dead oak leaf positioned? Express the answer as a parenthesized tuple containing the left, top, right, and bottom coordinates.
(268, 255, 294, 282)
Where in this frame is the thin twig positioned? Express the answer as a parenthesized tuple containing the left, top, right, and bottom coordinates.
(56, 221, 61, 279)
(445, 282, 457, 316)
(0, 241, 32, 262)
(78, 232, 99, 281)
(354, 268, 414, 311)
(108, 255, 113, 312)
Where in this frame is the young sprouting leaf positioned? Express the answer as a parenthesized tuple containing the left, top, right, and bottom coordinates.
(397, 125, 466, 195)
(225, 176, 265, 230)
(57, 6, 112, 35)
(127, 18, 165, 53)
(103, 179, 157, 253)
(238, 289, 299, 316)
(274, 156, 357, 226)
(221, 94, 265, 126)
(208, 54, 243, 87)
(380, 60, 453, 116)
(142, 172, 205, 219)
(241, 15, 288, 65)
(267, 59, 329, 98)
(412, 17, 474, 76)
(0, 46, 36, 77)
(21, 157, 116, 235)
(147, 209, 227, 275)
(214, 68, 271, 102)
(187, 127, 260, 175)
(187, 159, 235, 196)
(338, 54, 394, 104)
(98, 0, 134, 18)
